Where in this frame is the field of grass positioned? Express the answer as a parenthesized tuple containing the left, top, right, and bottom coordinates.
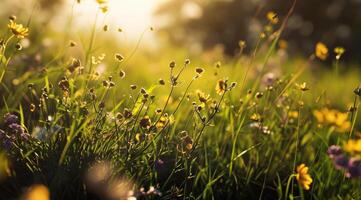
(0, 1, 361, 199)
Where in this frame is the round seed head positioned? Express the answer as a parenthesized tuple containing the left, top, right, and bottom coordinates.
(169, 61, 176, 68)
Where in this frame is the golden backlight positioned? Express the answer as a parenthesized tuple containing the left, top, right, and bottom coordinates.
(71, 0, 162, 37)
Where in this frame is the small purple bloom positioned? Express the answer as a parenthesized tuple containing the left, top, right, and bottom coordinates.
(155, 159, 164, 172)
(2, 138, 12, 150)
(20, 132, 30, 141)
(262, 73, 276, 86)
(4, 113, 19, 125)
(333, 154, 349, 170)
(0, 130, 13, 150)
(327, 145, 343, 158)
(8, 123, 30, 141)
(9, 123, 25, 135)
(346, 158, 361, 178)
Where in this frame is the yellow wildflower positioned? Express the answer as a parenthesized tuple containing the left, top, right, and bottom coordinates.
(8, 20, 29, 39)
(21, 184, 50, 200)
(215, 79, 227, 95)
(266, 11, 279, 24)
(315, 42, 328, 60)
(295, 82, 310, 91)
(238, 40, 246, 48)
(183, 135, 193, 151)
(344, 139, 361, 155)
(296, 163, 313, 190)
(139, 116, 151, 129)
(260, 32, 266, 39)
(288, 111, 299, 119)
(334, 47, 345, 60)
(30, 103, 36, 112)
(334, 112, 348, 126)
(313, 108, 350, 132)
(100, 5, 108, 13)
(168, 115, 175, 125)
(196, 90, 210, 104)
(313, 110, 324, 123)
(135, 133, 143, 142)
(156, 115, 168, 129)
(250, 113, 261, 122)
(96, 0, 107, 4)
(279, 39, 288, 49)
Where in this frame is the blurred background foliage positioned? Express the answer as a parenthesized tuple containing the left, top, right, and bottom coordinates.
(1, 0, 361, 64)
(155, 0, 361, 63)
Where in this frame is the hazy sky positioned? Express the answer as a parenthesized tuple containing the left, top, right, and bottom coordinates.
(69, 0, 162, 38)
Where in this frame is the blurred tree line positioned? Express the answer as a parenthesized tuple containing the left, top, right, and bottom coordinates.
(155, 0, 361, 62)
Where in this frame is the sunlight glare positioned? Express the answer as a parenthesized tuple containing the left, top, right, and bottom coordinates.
(72, 0, 161, 38)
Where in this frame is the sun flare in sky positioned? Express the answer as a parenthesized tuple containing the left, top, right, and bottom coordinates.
(70, 0, 163, 38)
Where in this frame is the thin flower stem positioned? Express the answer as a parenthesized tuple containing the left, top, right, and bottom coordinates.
(348, 96, 359, 138)
(154, 85, 174, 126)
(121, 27, 149, 68)
(85, 9, 99, 70)
(192, 90, 227, 153)
(172, 78, 194, 115)
(135, 78, 195, 157)
(335, 59, 340, 76)
(285, 174, 297, 199)
(291, 92, 303, 196)
(0, 35, 15, 84)
(259, 151, 274, 200)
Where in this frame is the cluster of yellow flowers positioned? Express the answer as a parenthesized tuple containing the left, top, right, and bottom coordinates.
(313, 108, 351, 132)
(315, 42, 345, 61)
(344, 139, 361, 156)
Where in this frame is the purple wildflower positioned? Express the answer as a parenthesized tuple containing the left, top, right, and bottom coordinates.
(0, 129, 13, 150)
(333, 154, 349, 170)
(346, 158, 361, 178)
(262, 72, 276, 86)
(9, 123, 25, 134)
(8, 123, 29, 141)
(20, 132, 30, 140)
(155, 159, 165, 172)
(327, 145, 343, 158)
(4, 113, 19, 125)
(2, 138, 12, 150)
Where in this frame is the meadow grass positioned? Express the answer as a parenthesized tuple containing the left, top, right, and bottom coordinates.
(0, 1, 361, 199)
